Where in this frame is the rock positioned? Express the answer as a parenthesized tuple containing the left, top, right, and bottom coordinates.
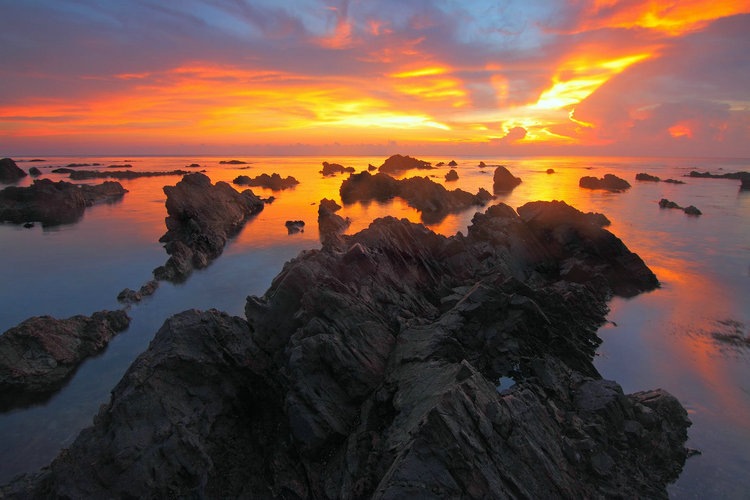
(436, 162, 445, 167)
(67, 169, 189, 181)
(28, 167, 42, 177)
(378, 154, 433, 174)
(0, 310, 130, 408)
(663, 179, 686, 184)
(683, 205, 702, 216)
(117, 288, 141, 304)
(493, 165, 522, 192)
(320, 162, 355, 176)
(317, 198, 350, 243)
(138, 280, 159, 297)
(445, 169, 458, 181)
(688, 170, 750, 190)
(219, 160, 248, 164)
(636, 173, 660, 182)
(152, 173, 264, 282)
(478, 161, 487, 168)
(659, 198, 681, 209)
(0, 179, 128, 226)
(0, 158, 27, 183)
(186, 163, 201, 168)
(579, 174, 631, 191)
(742, 177, 750, 191)
(233, 173, 299, 190)
(285, 220, 305, 234)
(340, 171, 494, 224)
(105, 164, 132, 169)
(448, 160, 458, 166)
(26, 159, 45, 162)
(546, 168, 555, 174)
(367, 164, 377, 171)
(3, 202, 689, 498)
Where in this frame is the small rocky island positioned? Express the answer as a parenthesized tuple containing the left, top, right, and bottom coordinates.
(320, 161, 355, 176)
(493, 165, 522, 192)
(153, 173, 265, 282)
(1, 200, 690, 498)
(378, 154, 433, 174)
(579, 174, 631, 191)
(234, 173, 299, 190)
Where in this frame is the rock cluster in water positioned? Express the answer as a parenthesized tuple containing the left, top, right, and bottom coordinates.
(0, 200, 690, 498)
(493, 166, 522, 192)
(153, 173, 264, 282)
(635, 173, 685, 184)
(0, 158, 28, 183)
(340, 170, 493, 223)
(117, 280, 160, 304)
(378, 154, 433, 174)
(0, 310, 130, 409)
(658, 198, 702, 216)
(688, 170, 750, 190)
(234, 173, 300, 191)
(579, 174, 631, 191)
(320, 162, 355, 176)
(0, 179, 128, 226)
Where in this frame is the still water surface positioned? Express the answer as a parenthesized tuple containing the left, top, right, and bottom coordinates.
(0, 155, 748, 497)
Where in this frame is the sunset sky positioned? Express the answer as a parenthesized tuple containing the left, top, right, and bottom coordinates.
(1, 0, 749, 156)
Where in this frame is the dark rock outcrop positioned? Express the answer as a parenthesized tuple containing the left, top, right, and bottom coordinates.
(220, 160, 248, 164)
(234, 173, 299, 191)
(0, 158, 27, 184)
(2, 201, 689, 499)
(0, 179, 127, 226)
(320, 162, 355, 176)
(547, 168, 555, 174)
(0, 310, 130, 408)
(579, 174, 631, 191)
(378, 154, 433, 174)
(688, 170, 750, 190)
(435, 162, 445, 167)
(664, 179, 686, 184)
(636, 173, 661, 182)
(285, 220, 305, 234)
(478, 161, 487, 168)
(340, 171, 493, 224)
(117, 280, 159, 304)
(67, 169, 189, 181)
(153, 173, 264, 282)
(106, 164, 132, 169)
(658, 199, 702, 216)
(448, 160, 458, 166)
(186, 163, 201, 168)
(367, 164, 377, 171)
(445, 169, 458, 181)
(28, 167, 42, 177)
(317, 198, 350, 243)
(493, 165, 522, 192)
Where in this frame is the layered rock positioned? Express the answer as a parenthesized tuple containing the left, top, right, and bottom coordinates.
(0, 179, 128, 226)
(0, 158, 27, 183)
(0, 310, 130, 409)
(234, 173, 299, 190)
(493, 165, 522, 192)
(153, 173, 264, 282)
(2, 201, 689, 499)
(378, 154, 433, 174)
(340, 171, 493, 224)
(320, 162, 355, 176)
(579, 174, 631, 191)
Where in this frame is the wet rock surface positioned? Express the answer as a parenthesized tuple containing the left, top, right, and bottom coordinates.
(234, 173, 299, 191)
(0, 158, 28, 184)
(493, 165, 522, 192)
(0, 179, 127, 226)
(340, 170, 493, 223)
(378, 154, 433, 174)
(1, 200, 689, 499)
(579, 174, 631, 191)
(0, 311, 130, 409)
(153, 173, 264, 282)
(320, 162, 355, 176)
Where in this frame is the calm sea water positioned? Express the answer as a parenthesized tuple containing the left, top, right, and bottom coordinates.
(0, 155, 748, 497)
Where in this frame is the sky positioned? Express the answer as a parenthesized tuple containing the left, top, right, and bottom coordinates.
(1, 0, 749, 157)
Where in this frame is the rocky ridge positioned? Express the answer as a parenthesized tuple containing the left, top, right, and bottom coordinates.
(1, 200, 689, 499)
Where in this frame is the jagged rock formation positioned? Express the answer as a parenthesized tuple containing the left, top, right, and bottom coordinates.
(152, 173, 264, 282)
(378, 154, 433, 174)
(579, 174, 631, 191)
(493, 165, 522, 192)
(0, 311, 130, 409)
(320, 162, 355, 176)
(0, 158, 27, 183)
(317, 198, 350, 244)
(234, 173, 300, 191)
(688, 170, 749, 190)
(659, 199, 702, 216)
(0, 179, 127, 226)
(340, 171, 493, 224)
(1, 200, 690, 499)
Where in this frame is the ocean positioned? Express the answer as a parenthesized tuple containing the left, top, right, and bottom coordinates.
(0, 155, 748, 497)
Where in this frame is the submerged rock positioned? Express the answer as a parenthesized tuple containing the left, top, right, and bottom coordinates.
(445, 169, 458, 181)
(320, 162, 355, 176)
(28, 167, 42, 177)
(153, 173, 264, 282)
(0, 310, 130, 408)
(233, 173, 299, 191)
(0, 158, 27, 184)
(378, 154, 433, 174)
(0, 179, 127, 226)
(493, 165, 522, 192)
(340, 170, 493, 224)
(2, 201, 689, 498)
(579, 174, 631, 191)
